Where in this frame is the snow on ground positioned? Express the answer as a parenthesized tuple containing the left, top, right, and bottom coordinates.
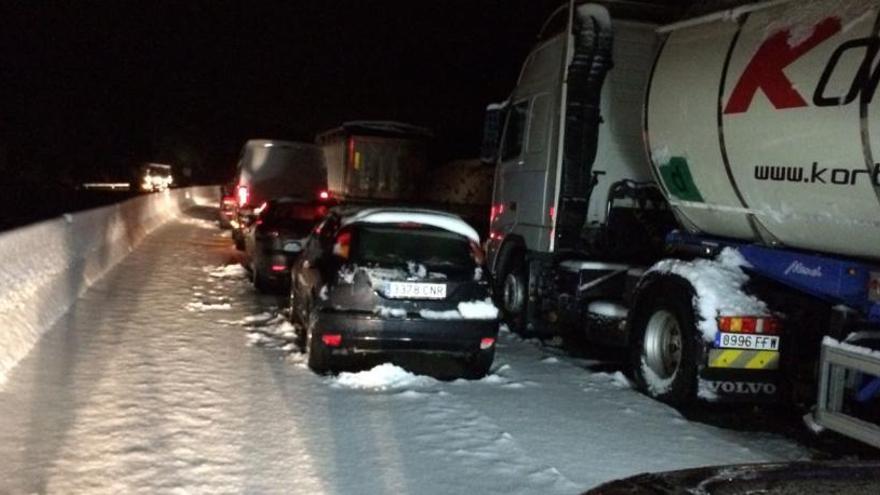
(0, 211, 814, 495)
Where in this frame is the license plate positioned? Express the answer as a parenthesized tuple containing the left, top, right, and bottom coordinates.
(385, 282, 446, 300)
(283, 241, 302, 253)
(715, 332, 780, 351)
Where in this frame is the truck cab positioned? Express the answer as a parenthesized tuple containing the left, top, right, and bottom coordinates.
(481, 0, 880, 412)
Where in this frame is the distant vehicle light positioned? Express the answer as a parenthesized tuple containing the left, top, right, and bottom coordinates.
(322, 334, 342, 347)
(318, 190, 330, 200)
(270, 264, 287, 272)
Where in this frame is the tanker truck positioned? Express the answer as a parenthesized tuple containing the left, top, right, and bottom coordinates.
(483, 0, 880, 436)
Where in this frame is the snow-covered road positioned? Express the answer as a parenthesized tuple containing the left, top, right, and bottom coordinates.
(0, 208, 812, 494)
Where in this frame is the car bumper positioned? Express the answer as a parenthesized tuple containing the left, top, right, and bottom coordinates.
(313, 311, 499, 357)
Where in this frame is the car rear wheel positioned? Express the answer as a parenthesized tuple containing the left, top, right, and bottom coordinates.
(630, 275, 700, 407)
(462, 349, 495, 379)
(306, 309, 332, 374)
(253, 268, 271, 293)
(233, 229, 245, 251)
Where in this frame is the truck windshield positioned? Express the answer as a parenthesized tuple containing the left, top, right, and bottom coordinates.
(350, 224, 475, 270)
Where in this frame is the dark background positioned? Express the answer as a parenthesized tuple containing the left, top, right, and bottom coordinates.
(0, 0, 572, 186)
(0, 0, 743, 228)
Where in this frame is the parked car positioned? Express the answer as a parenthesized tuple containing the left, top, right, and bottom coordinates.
(231, 139, 327, 250)
(288, 207, 499, 377)
(241, 195, 333, 293)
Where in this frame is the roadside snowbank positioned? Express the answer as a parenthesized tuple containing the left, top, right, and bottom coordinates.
(0, 186, 218, 385)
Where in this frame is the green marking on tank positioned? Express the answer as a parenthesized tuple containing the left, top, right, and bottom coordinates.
(659, 156, 704, 202)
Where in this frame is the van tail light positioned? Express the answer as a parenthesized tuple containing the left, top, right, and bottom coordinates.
(237, 185, 250, 207)
(489, 203, 505, 224)
(333, 230, 351, 259)
(322, 334, 342, 347)
(717, 316, 780, 335)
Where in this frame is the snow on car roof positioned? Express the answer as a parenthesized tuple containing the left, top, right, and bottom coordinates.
(341, 208, 480, 243)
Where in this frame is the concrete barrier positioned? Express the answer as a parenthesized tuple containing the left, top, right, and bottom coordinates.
(0, 186, 219, 385)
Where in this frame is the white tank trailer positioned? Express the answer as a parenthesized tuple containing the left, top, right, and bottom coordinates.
(647, 0, 880, 260)
(483, 0, 880, 445)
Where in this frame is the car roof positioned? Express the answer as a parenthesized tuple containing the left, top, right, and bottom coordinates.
(337, 207, 480, 243)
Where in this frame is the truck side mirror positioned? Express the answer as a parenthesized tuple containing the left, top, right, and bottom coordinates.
(480, 102, 507, 164)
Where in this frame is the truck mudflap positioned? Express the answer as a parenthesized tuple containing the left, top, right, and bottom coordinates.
(699, 368, 781, 403)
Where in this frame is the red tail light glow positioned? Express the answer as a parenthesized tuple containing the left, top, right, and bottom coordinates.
(333, 230, 352, 259)
(318, 190, 330, 200)
(322, 334, 342, 347)
(270, 264, 287, 272)
(489, 203, 505, 224)
(237, 185, 249, 207)
(480, 337, 496, 350)
(717, 316, 780, 334)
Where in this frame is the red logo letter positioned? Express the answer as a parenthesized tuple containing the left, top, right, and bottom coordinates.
(724, 17, 841, 114)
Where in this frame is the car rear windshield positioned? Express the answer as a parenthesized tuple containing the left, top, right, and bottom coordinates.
(266, 202, 326, 236)
(351, 224, 475, 270)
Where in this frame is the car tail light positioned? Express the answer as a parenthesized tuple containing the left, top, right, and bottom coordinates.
(717, 316, 780, 335)
(237, 185, 249, 207)
(333, 230, 351, 259)
(322, 334, 342, 347)
(318, 190, 330, 200)
(270, 264, 286, 272)
(480, 337, 495, 350)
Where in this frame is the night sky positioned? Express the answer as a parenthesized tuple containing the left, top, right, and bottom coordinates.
(0, 0, 565, 185)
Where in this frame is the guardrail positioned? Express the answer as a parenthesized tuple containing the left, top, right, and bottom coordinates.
(0, 186, 219, 386)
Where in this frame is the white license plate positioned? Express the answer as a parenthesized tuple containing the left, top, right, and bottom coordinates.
(283, 241, 302, 253)
(385, 282, 446, 300)
(715, 332, 780, 351)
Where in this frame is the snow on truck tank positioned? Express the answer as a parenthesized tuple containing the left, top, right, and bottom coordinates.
(646, 0, 880, 261)
(237, 140, 327, 206)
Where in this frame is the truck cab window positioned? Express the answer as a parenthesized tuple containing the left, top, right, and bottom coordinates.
(500, 100, 529, 161)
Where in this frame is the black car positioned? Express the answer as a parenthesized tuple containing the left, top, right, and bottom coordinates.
(584, 460, 880, 494)
(289, 207, 499, 378)
(241, 197, 332, 293)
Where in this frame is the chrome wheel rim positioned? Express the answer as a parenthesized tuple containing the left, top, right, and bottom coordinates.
(643, 309, 683, 379)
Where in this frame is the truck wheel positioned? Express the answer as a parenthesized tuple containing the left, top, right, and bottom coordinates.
(497, 254, 529, 335)
(630, 276, 700, 407)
